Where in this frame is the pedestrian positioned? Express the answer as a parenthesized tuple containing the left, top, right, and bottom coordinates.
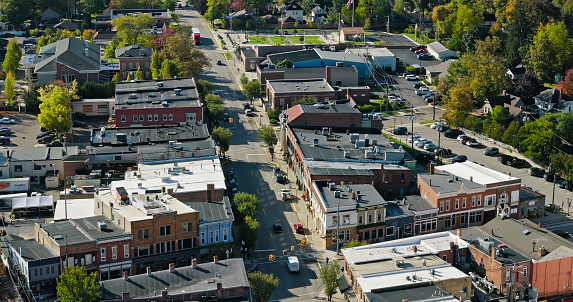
(326, 257, 329, 264)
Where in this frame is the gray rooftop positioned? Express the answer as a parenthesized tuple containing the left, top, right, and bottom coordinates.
(39, 215, 130, 246)
(115, 44, 153, 58)
(386, 195, 437, 218)
(7, 235, 59, 261)
(456, 217, 573, 264)
(91, 124, 210, 146)
(36, 38, 101, 73)
(316, 180, 385, 209)
(298, 99, 359, 114)
(365, 285, 454, 302)
(418, 172, 484, 194)
(267, 78, 333, 93)
(10, 147, 78, 162)
(185, 198, 234, 223)
(268, 49, 321, 64)
(100, 258, 248, 300)
(115, 78, 200, 109)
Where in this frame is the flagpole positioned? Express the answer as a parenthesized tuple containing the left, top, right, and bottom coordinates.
(351, 0, 354, 27)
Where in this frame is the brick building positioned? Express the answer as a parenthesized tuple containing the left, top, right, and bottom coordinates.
(457, 217, 573, 300)
(114, 78, 202, 127)
(94, 190, 200, 275)
(115, 45, 153, 81)
(257, 65, 359, 90)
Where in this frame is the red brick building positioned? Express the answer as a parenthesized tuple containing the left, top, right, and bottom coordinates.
(115, 45, 153, 81)
(114, 78, 203, 127)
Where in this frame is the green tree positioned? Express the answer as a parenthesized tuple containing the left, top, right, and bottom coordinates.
(150, 53, 162, 79)
(204, 94, 223, 105)
(342, 239, 368, 249)
(244, 80, 261, 105)
(276, 59, 293, 68)
(3, 40, 22, 74)
(257, 124, 278, 154)
(529, 22, 573, 83)
(135, 66, 143, 81)
(157, 31, 210, 78)
(0, 0, 32, 27)
(3, 72, 15, 105)
(56, 266, 100, 302)
(240, 216, 259, 248)
(319, 260, 340, 302)
(78, 82, 116, 99)
(443, 85, 473, 126)
(207, 103, 225, 124)
(501, 121, 521, 147)
(22, 86, 40, 112)
(233, 192, 259, 219)
(160, 59, 180, 79)
(488, 105, 512, 124)
(240, 74, 249, 86)
(453, 5, 484, 36)
(112, 14, 155, 46)
(79, 0, 106, 13)
(248, 271, 279, 302)
(197, 80, 214, 98)
(518, 118, 559, 160)
(464, 115, 483, 133)
(293, 96, 317, 105)
(544, 112, 573, 144)
(212, 126, 233, 157)
(206, 0, 230, 26)
(504, 0, 534, 66)
(38, 82, 78, 134)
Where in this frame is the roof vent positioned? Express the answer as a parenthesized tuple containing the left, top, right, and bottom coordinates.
(313, 138, 319, 146)
(522, 229, 531, 235)
(97, 221, 107, 230)
(157, 82, 164, 87)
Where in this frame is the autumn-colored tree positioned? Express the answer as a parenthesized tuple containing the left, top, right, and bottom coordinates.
(558, 69, 573, 97)
(528, 22, 573, 83)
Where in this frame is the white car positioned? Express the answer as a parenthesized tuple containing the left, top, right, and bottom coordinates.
(457, 134, 469, 141)
(0, 117, 15, 124)
(405, 75, 419, 81)
(416, 87, 433, 95)
(408, 134, 421, 143)
(424, 143, 438, 151)
(416, 139, 431, 148)
(466, 139, 480, 147)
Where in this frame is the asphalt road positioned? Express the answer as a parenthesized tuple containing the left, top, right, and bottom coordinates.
(177, 6, 323, 300)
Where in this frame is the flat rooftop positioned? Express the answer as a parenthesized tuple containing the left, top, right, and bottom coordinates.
(54, 199, 95, 221)
(316, 181, 385, 209)
(115, 78, 200, 109)
(91, 124, 210, 146)
(385, 196, 437, 218)
(112, 156, 225, 195)
(185, 198, 233, 223)
(365, 285, 456, 302)
(292, 128, 405, 162)
(436, 161, 519, 185)
(306, 161, 376, 177)
(418, 172, 484, 194)
(97, 190, 197, 222)
(347, 47, 395, 57)
(350, 254, 447, 278)
(342, 231, 467, 266)
(10, 146, 78, 161)
(298, 99, 360, 114)
(8, 235, 58, 260)
(39, 215, 130, 246)
(267, 78, 334, 93)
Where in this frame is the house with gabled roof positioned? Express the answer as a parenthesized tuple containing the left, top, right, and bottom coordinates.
(310, 6, 327, 23)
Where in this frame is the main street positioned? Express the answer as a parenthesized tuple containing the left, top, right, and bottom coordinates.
(177, 5, 325, 300)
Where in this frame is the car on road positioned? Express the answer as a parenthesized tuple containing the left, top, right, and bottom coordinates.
(274, 171, 286, 184)
(417, 53, 433, 60)
(227, 169, 235, 179)
(293, 224, 304, 234)
(508, 158, 530, 168)
(216, 60, 223, 65)
(424, 143, 438, 151)
(273, 223, 283, 233)
(483, 147, 499, 155)
(466, 139, 481, 147)
(413, 83, 426, 89)
(444, 129, 462, 138)
(559, 180, 573, 190)
(223, 113, 230, 121)
(392, 127, 408, 135)
(544, 172, 560, 182)
(416, 87, 433, 95)
(498, 154, 513, 165)
(528, 167, 545, 176)
(242, 103, 250, 110)
(435, 148, 453, 157)
(405, 75, 419, 81)
(245, 108, 252, 116)
(415, 49, 428, 54)
(72, 120, 86, 127)
(451, 155, 468, 163)
(287, 256, 300, 273)
(280, 189, 291, 201)
(212, 92, 220, 97)
(0, 117, 15, 124)
(73, 112, 87, 119)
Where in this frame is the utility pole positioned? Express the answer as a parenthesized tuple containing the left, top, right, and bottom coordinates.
(550, 153, 556, 211)
(336, 204, 340, 255)
(410, 105, 415, 149)
(338, 13, 341, 44)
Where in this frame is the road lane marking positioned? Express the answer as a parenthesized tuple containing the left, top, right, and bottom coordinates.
(270, 231, 273, 237)
(251, 170, 253, 176)
(263, 208, 266, 215)
(254, 249, 276, 252)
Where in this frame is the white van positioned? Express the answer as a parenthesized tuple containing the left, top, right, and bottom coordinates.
(245, 108, 252, 116)
(287, 256, 299, 273)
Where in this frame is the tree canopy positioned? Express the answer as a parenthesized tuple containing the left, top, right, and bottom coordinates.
(319, 260, 341, 302)
(257, 125, 278, 153)
(38, 82, 78, 134)
(112, 14, 155, 47)
(212, 126, 233, 157)
(248, 271, 279, 302)
(57, 266, 100, 302)
(3, 40, 22, 74)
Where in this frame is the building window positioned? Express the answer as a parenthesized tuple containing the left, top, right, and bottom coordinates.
(485, 194, 496, 206)
(472, 196, 476, 207)
(154, 114, 158, 121)
(14, 165, 22, 172)
(332, 216, 338, 226)
(98, 104, 108, 109)
(135, 245, 150, 257)
(148, 114, 153, 121)
(368, 213, 373, 223)
(163, 114, 167, 121)
(499, 193, 509, 204)
(523, 266, 527, 277)
(168, 114, 173, 121)
(101, 247, 106, 261)
(506, 270, 511, 282)
(446, 200, 450, 211)
(386, 227, 395, 237)
(440, 201, 444, 212)
(133, 115, 138, 122)
(358, 215, 363, 224)
(34, 269, 38, 276)
(34, 164, 42, 170)
(201, 232, 205, 245)
(377, 211, 382, 222)
(124, 244, 129, 258)
(223, 228, 228, 241)
(215, 230, 219, 242)
(364, 230, 370, 240)
(210, 231, 214, 243)
(121, 115, 126, 122)
(182, 222, 193, 233)
(139, 115, 144, 122)
(342, 214, 350, 224)
(378, 228, 384, 238)
(122, 72, 126, 78)
(51, 266, 55, 274)
(129, 63, 133, 69)
(139, 229, 149, 240)
(145, 62, 149, 68)
(159, 225, 171, 236)
(442, 255, 447, 261)
(455, 199, 459, 209)
(477, 195, 482, 206)
(462, 198, 467, 208)
(111, 246, 117, 260)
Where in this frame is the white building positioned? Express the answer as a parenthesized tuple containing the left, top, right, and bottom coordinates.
(281, 1, 304, 22)
(348, 47, 397, 72)
(426, 41, 456, 61)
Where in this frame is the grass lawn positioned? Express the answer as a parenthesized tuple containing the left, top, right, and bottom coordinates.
(300, 35, 322, 44)
(224, 53, 232, 59)
(269, 36, 290, 45)
(401, 32, 435, 44)
(245, 36, 270, 44)
(419, 120, 437, 125)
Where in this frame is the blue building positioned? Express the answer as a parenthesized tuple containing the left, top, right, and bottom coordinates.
(267, 48, 369, 78)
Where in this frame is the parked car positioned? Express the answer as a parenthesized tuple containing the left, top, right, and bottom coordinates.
(451, 155, 468, 163)
(273, 223, 283, 233)
(460, 136, 472, 144)
(408, 134, 421, 143)
(498, 154, 514, 165)
(457, 134, 469, 141)
(37, 135, 54, 143)
(424, 143, 438, 151)
(242, 103, 250, 110)
(0, 128, 10, 135)
(37, 131, 52, 139)
(435, 148, 453, 157)
(216, 60, 223, 65)
(413, 83, 426, 89)
(466, 139, 480, 147)
(73, 112, 87, 119)
(274, 171, 286, 184)
(415, 139, 430, 147)
(405, 75, 419, 81)
(417, 53, 433, 60)
(293, 224, 304, 234)
(528, 167, 545, 176)
(223, 112, 230, 121)
(483, 147, 499, 155)
(392, 127, 408, 135)
(544, 172, 560, 182)
(0, 117, 15, 124)
(227, 169, 235, 179)
(47, 141, 63, 147)
(415, 48, 428, 54)
(436, 125, 449, 132)
(509, 158, 530, 168)
(444, 129, 463, 138)
(72, 120, 86, 127)
(410, 45, 426, 52)
(416, 87, 433, 95)
(559, 180, 573, 190)
(281, 189, 291, 201)
(430, 122, 442, 129)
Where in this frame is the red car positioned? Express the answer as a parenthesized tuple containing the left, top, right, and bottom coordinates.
(415, 48, 428, 54)
(293, 224, 304, 234)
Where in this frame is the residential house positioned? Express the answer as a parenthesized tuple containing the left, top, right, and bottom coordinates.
(35, 216, 132, 281)
(457, 217, 573, 300)
(340, 27, 365, 42)
(482, 91, 526, 122)
(281, 1, 304, 22)
(532, 88, 568, 116)
(341, 231, 472, 302)
(115, 45, 153, 81)
(113, 78, 203, 127)
(9, 147, 78, 185)
(28, 38, 102, 86)
(261, 14, 279, 24)
(99, 258, 249, 301)
(483, 13, 496, 26)
(425, 60, 454, 84)
(94, 190, 200, 274)
(310, 6, 327, 23)
(507, 66, 526, 81)
(278, 16, 298, 24)
(40, 7, 61, 23)
(227, 9, 256, 24)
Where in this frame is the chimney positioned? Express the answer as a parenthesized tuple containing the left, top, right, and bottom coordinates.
(217, 282, 223, 299)
(169, 263, 175, 272)
(449, 241, 454, 251)
(507, 172, 511, 176)
(429, 179, 432, 186)
(85, 48, 89, 57)
(532, 242, 536, 252)
(167, 188, 174, 195)
(123, 271, 129, 280)
(429, 162, 435, 174)
(214, 255, 219, 263)
(146, 267, 152, 276)
(191, 258, 198, 268)
(470, 176, 473, 182)
(491, 246, 496, 262)
(412, 245, 417, 253)
(122, 292, 131, 300)
(162, 290, 168, 298)
(457, 228, 462, 237)
(538, 246, 547, 256)
(422, 259, 426, 267)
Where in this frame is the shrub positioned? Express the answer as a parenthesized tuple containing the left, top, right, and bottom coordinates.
(273, 27, 279, 34)
(269, 119, 277, 124)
